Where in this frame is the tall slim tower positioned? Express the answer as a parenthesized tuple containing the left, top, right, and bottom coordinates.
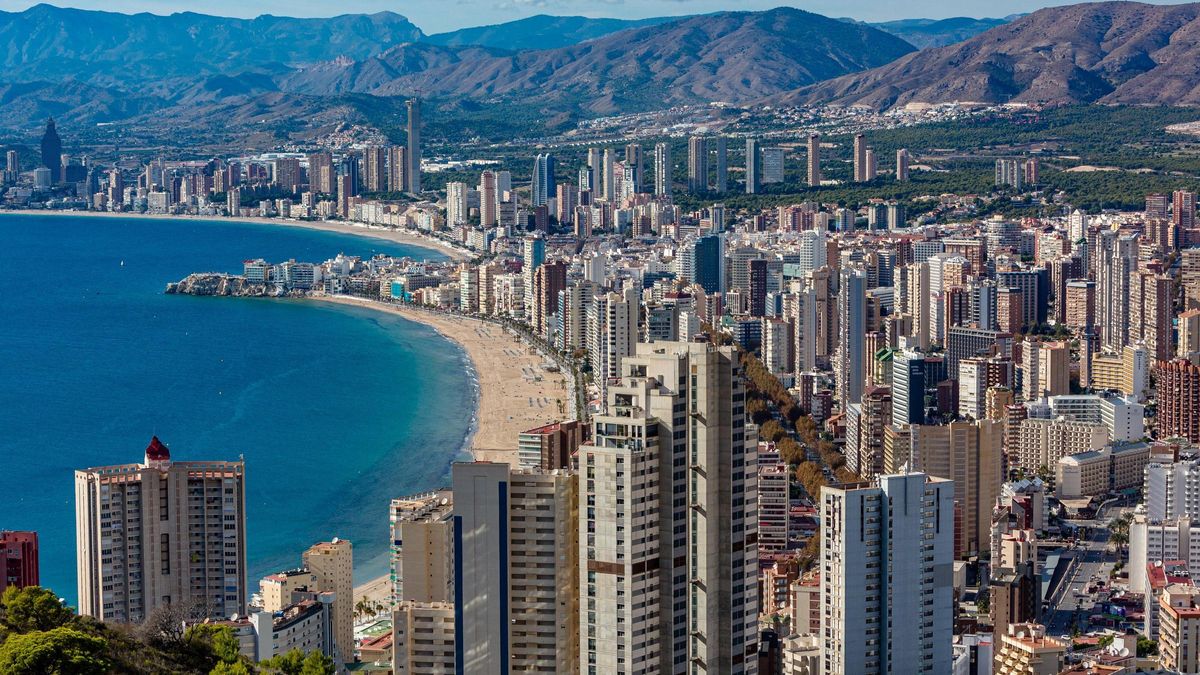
(388, 146, 407, 192)
(601, 147, 617, 203)
(40, 117, 61, 184)
(624, 143, 643, 193)
(837, 268, 868, 409)
(807, 133, 821, 187)
(75, 437, 247, 624)
(1095, 231, 1138, 350)
(654, 142, 672, 197)
(688, 136, 708, 194)
(452, 462, 579, 674)
(406, 98, 421, 192)
(853, 134, 868, 182)
(822, 473, 954, 675)
(479, 170, 497, 227)
(363, 146, 387, 192)
(531, 153, 555, 207)
(714, 136, 728, 193)
(303, 540, 354, 666)
(896, 148, 910, 181)
(745, 138, 760, 194)
(586, 341, 758, 673)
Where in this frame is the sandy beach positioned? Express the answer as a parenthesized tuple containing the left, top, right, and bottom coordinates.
(316, 296, 574, 608)
(0, 209, 471, 261)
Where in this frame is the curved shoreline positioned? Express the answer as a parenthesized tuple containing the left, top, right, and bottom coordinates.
(315, 295, 574, 609)
(312, 295, 571, 465)
(0, 209, 472, 261)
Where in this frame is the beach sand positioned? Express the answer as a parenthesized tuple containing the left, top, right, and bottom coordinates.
(315, 296, 573, 607)
(0, 209, 471, 261)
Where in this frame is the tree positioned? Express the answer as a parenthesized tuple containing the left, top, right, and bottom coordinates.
(262, 649, 335, 675)
(0, 586, 73, 633)
(0, 626, 110, 674)
(759, 419, 786, 443)
(185, 623, 242, 666)
(210, 662, 253, 675)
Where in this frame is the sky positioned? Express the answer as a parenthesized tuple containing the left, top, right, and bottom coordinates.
(0, 0, 1189, 33)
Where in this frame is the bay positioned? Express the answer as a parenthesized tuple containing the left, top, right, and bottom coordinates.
(0, 214, 473, 605)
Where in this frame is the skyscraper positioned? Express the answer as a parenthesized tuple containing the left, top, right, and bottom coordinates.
(624, 142, 643, 193)
(451, 462, 579, 674)
(1095, 231, 1138, 350)
(602, 147, 617, 203)
(822, 473, 954, 675)
(896, 148, 910, 181)
(688, 136, 708, 194)
(579, 380, 665, 673)
(763, 147, 786, 184)
(853, 134, 868, 182)
(653, 142, 671, 196)
(522, 234, 545, 322)
(307, 152, 334, 193)
(363, 146, 387, 193)
(807, 133, 821, 186)
(891, 349, 925, 426)
(40, 117, 61, 184)
(836, 268, 867, 409)
(478, 170, 497, 227)
(745, 138, 760, 194)
(1157, 359, 1200, 443)
(583, 342, 758, 673)
(531, 153, 555, 207)
(1175, 190, 1196, 230)
(75, 437, 247, 623)
(0, 531, 38, 593)
(388, 145, 407, 192)
(713, 135, 728, 193)
(446, 181, 468, 226)
(303, 540, 354, 666)
(406, 98, 421, 192)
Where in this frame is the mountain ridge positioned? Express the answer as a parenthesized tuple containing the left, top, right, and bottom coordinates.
(777, 2, 1200, 110)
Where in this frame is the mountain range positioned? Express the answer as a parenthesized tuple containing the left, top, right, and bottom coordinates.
(275, 9, 916, 114)
(1, 2, 1198, 141)
(778, 2, 1200, 109)
(0, 5, 919, 130)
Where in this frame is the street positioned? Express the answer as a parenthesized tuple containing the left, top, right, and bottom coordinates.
(1043, 501, 1127, 637)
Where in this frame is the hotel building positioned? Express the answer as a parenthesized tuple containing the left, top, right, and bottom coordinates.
(75, 437, 246, 623)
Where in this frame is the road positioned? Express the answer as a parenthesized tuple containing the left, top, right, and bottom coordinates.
(1043, 501, 1127, 637)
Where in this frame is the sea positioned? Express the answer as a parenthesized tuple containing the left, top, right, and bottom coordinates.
(0, 214, 475, 605)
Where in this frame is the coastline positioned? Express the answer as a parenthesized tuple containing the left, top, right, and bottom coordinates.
(316, 295, 573, 608)
(0, 209, 472, 261)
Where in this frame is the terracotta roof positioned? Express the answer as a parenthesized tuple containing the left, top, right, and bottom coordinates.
(145, 436, 170, 462)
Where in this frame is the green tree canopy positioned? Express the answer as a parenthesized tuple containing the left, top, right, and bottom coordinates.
(0, 586, 73, 633)
(0, 626, 110, 674)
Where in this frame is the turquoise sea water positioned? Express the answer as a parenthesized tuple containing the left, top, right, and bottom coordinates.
(0, 214, 474, 604)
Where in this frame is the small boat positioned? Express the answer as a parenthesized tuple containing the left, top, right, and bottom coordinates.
(119, 260, 125, 266)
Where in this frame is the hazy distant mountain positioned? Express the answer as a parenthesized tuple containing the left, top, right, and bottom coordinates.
(283, 8, 916, 114)
(0, 4, 424, 86)
(425, 14, 681, 51)
(869, 16, 1015, 49)
(780, 2, 1200, 110)
(0, 5, 917, 133)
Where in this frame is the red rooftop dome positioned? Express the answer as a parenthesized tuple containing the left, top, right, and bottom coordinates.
(145, 436, 170, 462)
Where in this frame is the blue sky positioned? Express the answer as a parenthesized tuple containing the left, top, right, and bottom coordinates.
(0, 0, 1189, 33)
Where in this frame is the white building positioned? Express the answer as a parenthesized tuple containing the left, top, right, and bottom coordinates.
(758, 442, 791, 553)
(1043, 394, 1145, 442)
(1144, 457, 1200, 521)
(1130, 513, 1200, 594)
(451, 463, 578, 674)
(821, 472, 954, 674)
